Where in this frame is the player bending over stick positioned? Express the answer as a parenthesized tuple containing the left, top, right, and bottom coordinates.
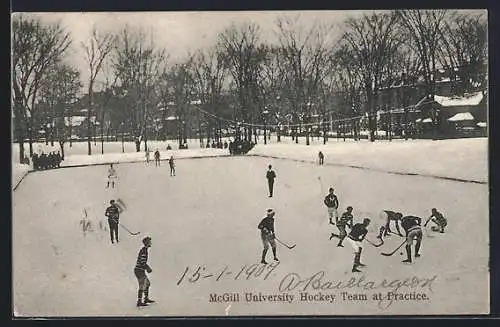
(380, 210, 403, 237)
(330, 206, 354, 247)
(424, 208, 447, 233)
(400, 215, 423, 263)
(347, 218, 370, 273)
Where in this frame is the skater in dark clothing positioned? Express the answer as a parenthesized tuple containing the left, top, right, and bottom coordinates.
(318, 151, 324, 165)
(424, 208, 447, 233)
(258, 209, 279, 264)
(266, 165, 276, 197)
(347, 218, 370, 273)
(330, 206, 354, 246)
(105, 200, 120, 244)
(400, 215, 423, 263)
(380, 210, 403, 237)
(56, 151, 62, 167)
(324, 187, 339, 225)
(135, 236, 154, 307)
(154, 149, 160, 166)
(169, 155, 175, 176)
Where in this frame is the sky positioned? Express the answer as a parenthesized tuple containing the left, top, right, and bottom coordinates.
(13, 10, 487, 92)
(14, 11, 366, 90)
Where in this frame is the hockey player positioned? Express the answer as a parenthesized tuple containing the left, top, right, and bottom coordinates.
(106, 164, 117, 189)
(347, 218, 370, 273)
(169, 155, 176, 176)
(324, 187, 339, 225)
(330, 206, 354, 247)
(258, 209, 279, 264)
(400, 215, 423, 263)
(135, 236, 155, 307)
(318, 151, 324, 165)
(266, 165, 276, 197)
(105, 200, 120, 244)
(154, 149, 160, 166)
(380, 210, 403, 237)
(424, 208, 447, 233)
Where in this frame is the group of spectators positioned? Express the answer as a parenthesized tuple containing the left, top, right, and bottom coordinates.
(32, 151, 63, 170)
(229, 139, 255, 155)
(204, 141, 228, 149)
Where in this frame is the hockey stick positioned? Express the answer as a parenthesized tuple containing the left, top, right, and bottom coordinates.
(381, 239, 407, 256)
(365, 238, 384, 248)
(119, 223, 140, 236)
(275, 237, 296, 249)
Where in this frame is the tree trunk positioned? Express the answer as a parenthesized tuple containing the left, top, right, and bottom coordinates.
(28, 117, 34, 157)
(59, 141, 65, 161)
(87, 84, 93, 155)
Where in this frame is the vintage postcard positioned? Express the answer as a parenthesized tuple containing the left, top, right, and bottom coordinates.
(11, 10, 489, 317)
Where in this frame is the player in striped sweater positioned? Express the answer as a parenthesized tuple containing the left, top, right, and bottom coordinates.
(134, 236, 155, 307)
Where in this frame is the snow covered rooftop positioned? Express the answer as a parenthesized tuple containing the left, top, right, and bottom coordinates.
(448, 112, 474, 122)
(434, 92, 484, 107)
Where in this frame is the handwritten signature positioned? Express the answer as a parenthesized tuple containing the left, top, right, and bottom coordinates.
(278, 271, 437, 309)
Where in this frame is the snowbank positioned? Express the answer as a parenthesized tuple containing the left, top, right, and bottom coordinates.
(248, 138, 488, 183)
(12, 164, 31, 190)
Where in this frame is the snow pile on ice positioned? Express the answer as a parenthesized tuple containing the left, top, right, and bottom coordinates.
(12, 164, 30, 190)
(248, 138, 487, 183)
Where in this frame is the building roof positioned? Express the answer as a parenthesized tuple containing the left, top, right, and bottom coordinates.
(448, 112, 474, 122)
(434, 92, 484, 107)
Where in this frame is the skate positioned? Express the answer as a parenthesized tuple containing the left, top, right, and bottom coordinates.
(415, 253, 421, 258)
(337, 243, 344, 247)
(261, 259, 268, 264)
(357, 262, 366, 267)
(402, 259, 412, 263)
(144, 298, 155, 304)
(274, 257, 279, 261)
(137, 300, 148, 307)
(352, 266, 362, 273)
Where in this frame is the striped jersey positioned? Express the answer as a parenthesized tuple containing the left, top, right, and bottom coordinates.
(135, 246, 151, 271)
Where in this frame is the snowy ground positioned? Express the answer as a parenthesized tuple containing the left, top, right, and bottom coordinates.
(12, 138, 489, 316)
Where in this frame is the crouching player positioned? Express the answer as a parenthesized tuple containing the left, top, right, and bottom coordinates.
(424, 208, 447, 233)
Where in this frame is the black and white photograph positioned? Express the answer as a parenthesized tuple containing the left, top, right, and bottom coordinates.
(11, 10, 489, 316)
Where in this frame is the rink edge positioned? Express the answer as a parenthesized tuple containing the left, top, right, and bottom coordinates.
(12, 152, 487, 192)
(247, 154, 488, 185)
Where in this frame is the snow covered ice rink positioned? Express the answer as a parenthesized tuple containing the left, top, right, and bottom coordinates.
(12, 139, 489, 316)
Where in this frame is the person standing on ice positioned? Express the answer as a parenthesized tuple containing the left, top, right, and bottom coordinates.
(266, 165, 276, 197)
(106, 164, 117, 189)
(258, 209, 279, 264)
(379, 210, 403, 237)
(324, 187, 339, 225)
(424, 208, 447, 233)
(400, 215, 423, 263)
(135, 236, 155, 307)
(154, 149, 160, 166)
(330, 206, 354, 246)
(318, 151, 324, 165)
(105, 200, 120, 244)
(145, 148, 150, 164)
(347, 218, 370, 273)
(169, 155, 175, 176)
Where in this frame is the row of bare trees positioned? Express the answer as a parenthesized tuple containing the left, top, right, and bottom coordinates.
(12, 10, 487, 162)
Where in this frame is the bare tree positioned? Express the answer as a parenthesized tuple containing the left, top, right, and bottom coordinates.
(12, 14, 71, 162)
(341, 11, 401, 141)
(39, 63, 81, 159)
(218, 22, 264, 142)
(438, 11, 487, 94)
(190, 47, 227, 146)
(275, 15, 334, 145)
(113, 26, 168, 152)
(82, 27, 115, 155)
